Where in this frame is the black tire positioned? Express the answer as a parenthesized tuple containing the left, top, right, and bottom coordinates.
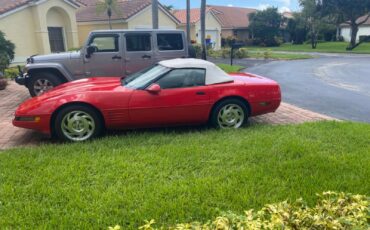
(210, 99, 249, 129)
(28, 72, 62, 97)
(54, 105, 103, 142)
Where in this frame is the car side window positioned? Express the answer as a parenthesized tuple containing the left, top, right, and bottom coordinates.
(126, 34, 151, 52)
(157, 33, 184, 51)
(156, 69, 206, 89)
(88, 35, 119, 52)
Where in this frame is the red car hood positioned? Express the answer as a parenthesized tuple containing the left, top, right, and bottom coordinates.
(17, 77, 123, 113)
(38, 77, 122, 99)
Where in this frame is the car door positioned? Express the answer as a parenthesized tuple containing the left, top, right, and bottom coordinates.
(124, 33, 154, 76)
(128, 68, 212, 126)
(84, 33, 124, 77)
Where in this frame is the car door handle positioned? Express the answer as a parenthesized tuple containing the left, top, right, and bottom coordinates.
(196, 91, 206, 95)
(142, 55, 151, 59)
(112, 55, 122, 60)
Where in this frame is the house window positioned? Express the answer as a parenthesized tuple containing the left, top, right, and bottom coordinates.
(48, 27, 65, 53)
(157, 33, 184, 51)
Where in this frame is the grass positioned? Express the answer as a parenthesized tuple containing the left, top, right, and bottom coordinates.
(209, 49, 313, 60)
(246, 42, 370, 54)
(248, 51, 313, 60)
(217, 63, 245, 73)
(0, 122, 369, 229)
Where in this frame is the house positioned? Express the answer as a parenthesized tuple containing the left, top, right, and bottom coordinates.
(174, 5, 256, 49)
(340, 15, 370, 42)
(173, 7, 222, 50)
(207, 5, 256, 41)
(76, 0, 180, 46)
(0, 0, 80, 64)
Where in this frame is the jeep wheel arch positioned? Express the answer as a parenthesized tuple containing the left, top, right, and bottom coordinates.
(27, 69, 68, 97)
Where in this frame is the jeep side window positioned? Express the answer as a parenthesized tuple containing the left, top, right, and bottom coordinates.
(126, 34, 151, 52)
(88, 35, 119, 52)
(157, 33, 184, 51)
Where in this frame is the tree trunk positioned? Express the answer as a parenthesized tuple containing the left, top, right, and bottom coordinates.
(200, 0, 207, 60)
(152, 0, 159, 29)
(348, 24, 359, 50)
(186, 0, 191, 43)
(108, 8, 112, 30)
(336, 24, 340, 41)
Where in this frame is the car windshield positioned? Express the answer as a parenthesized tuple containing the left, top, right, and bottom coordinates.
(123, 64, 170, 89)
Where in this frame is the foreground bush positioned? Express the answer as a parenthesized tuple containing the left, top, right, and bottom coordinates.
(110, 191, 369, 230)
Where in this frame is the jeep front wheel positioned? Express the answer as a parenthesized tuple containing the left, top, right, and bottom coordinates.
(28, 72, 62, 97)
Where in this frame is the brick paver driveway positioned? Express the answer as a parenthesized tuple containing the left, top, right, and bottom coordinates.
(0, 81, 337, 150)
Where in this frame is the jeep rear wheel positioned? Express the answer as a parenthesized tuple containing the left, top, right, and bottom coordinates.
(28, 72, 62, 97)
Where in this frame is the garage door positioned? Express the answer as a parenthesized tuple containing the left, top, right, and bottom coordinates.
(198, 30, 218, 48)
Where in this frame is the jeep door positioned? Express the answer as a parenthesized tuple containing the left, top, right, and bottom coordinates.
(123, 32, 154, 76)
(84, 33, 124, 77)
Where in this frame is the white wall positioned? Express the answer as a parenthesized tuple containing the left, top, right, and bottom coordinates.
(341, 26, 370, 42)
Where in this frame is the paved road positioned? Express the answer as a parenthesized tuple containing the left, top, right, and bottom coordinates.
(244, 54, 370, 122)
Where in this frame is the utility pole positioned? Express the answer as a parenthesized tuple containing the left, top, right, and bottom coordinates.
(152, 0, 159, 29)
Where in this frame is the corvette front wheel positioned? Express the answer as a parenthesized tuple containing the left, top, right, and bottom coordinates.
(54, 105, 103, 142)
(211, 99, 248, 129)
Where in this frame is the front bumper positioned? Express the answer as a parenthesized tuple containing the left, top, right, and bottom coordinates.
(15, 73, 29, 86)
(13, 114, 52, 135)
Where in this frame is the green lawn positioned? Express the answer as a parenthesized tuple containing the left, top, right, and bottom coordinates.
(246, 42, 370, 54)
(217, 63, 245, 73)
(248, 51, 313, 60)
(0, 122, 369, 229)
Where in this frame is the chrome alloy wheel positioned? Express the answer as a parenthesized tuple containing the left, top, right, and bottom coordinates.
(61, 111, 96, 141)
(33, 79, 54, 96)
(217, 104, 245, 128)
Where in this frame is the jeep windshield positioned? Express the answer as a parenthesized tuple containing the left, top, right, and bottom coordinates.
(123, 64, 170, 89)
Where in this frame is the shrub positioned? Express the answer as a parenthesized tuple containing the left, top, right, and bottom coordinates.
(0, 31, 15, 72)
(235, 48, 249, 59)
(337, 36, 345, 42)
(4, 67, 19, 79)
(221, 48, 231, 58)
(68, 47, 81, 52)
(110, 191, 369, 230)
(192, 44, 202, 58)
(264, 49, 272, 59)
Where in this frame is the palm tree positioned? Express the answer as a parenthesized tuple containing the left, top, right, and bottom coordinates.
(164, 5, 174, 11)
(96, 0, 119, 30)
(200, 0, 207, 60)
(186, 0, 191, 43)
(152, 0, 159, 29)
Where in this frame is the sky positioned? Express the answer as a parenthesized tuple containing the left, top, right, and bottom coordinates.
(160, 0, 300, 12)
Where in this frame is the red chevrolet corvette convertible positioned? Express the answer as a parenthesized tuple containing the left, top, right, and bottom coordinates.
(13, 59, 281, 142)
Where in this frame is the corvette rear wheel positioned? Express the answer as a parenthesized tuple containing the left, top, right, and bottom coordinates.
(54, 105, 103, 142)
(211, 99, 248, 129)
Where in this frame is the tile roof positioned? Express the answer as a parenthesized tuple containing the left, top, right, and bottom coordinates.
(208, 5, 256, 29)
(76, 0, 179, 23)
(173, 5, 256, 29)
(77, 0, 98, 6)
(173, 7, 212, 24)
(0, 0, 80, 15)
(341, 14, 370, 27)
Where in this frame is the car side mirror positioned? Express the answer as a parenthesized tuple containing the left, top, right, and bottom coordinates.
(146, 83, 161, 94)
(85, 45, 97, 58)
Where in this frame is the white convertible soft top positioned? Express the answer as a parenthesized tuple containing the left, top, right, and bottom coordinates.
(159, 58, 234, 85)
